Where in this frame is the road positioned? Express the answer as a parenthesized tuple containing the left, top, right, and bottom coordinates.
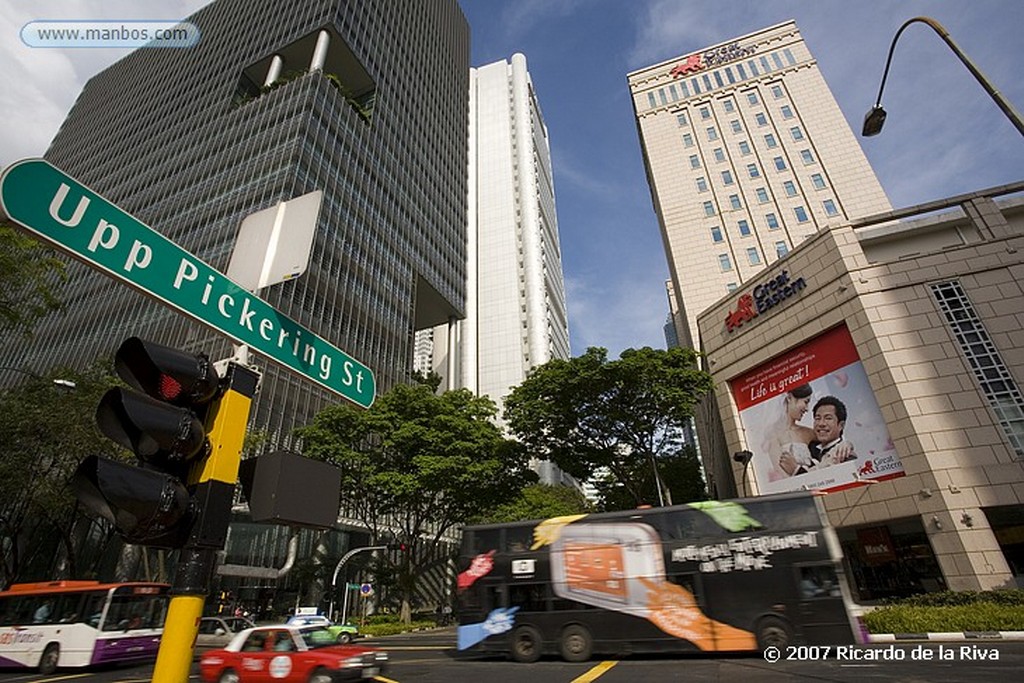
(0, 629, 1020, 682)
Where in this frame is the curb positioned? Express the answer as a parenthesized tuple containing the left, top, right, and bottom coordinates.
(868, 631, 1024, 642)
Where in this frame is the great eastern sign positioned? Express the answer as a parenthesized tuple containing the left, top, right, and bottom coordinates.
(0, 158, 375, 408)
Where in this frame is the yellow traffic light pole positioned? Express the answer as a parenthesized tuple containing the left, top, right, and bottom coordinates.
(153, 362, 260, 683)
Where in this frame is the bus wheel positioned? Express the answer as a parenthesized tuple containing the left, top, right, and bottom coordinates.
(510, 625, 543, 663)
(38, 644, 59, 675)
(559, 624, 592, 662)
(756, 616, 793, 650)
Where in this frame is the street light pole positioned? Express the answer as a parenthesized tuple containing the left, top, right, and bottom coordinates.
(328, 545, 386, 622)
(863, 16, 1024, 138)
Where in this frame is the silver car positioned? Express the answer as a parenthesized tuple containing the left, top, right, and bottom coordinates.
(196, 616, 256, 651)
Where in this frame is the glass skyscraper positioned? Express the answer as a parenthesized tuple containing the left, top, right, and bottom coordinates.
(1, 0, 470, 441)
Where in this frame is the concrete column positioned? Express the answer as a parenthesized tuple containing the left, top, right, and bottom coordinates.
(263, 54, 283, 87)
(926, 509, 1015, 591)
(310, 30, 330, 72)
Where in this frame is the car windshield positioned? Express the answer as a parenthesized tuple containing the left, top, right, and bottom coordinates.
(297, 626, 341, 650)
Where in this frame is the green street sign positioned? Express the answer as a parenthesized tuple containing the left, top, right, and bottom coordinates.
(347, 583, 361, 590)
(0, 158, 375, 408)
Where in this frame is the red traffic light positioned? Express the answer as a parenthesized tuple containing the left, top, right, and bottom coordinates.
(115, 337, 220, 405)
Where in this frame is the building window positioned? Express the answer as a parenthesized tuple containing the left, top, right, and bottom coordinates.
(682, 133, 694, 147)
(690, 154, 701, 169)
(700, 106, 711, 119)
(756, 187, 770, 204)
(719, 254, 732, 271)
(794, 205, 809, 222)
(738, 220, 751, 236)
(823, 199, 839, 216)
(755, 112, 768, 127)
(766, 212, 779, 229)
(776, 241, 789, 257)
(771, 84, 784, 99)
(774, 156, 787, 171)
(677, 113, 688, 127)
(931, 280, 1024, 457)
(783, 180, 797, 197)
(659, 89, 668, 105)
(726, 282, 738, 292)
(764, 133, 777, 148)
(747, 92, 759, 106)
(722, 170, 734, 185)
(729, 194, 742, 210)
(781, 104, 794, 119)
(800, 149, 815, 165)
(696, 176, 708, 192)
(703, 201, 716, 217)
(730, 119, 743, 134)
(711, 226, 723, 242)
(668, 84, 679, 101)
(707, 126, 718, 141)
(648, 93, 657, 109)
(811, 173, 827, 190)
(747, 163, 760, 178)
(747, 247, 761, 265)
(790, 126, 804, 141)
(723, 99, 735, 113)
(713, 147, 726, 162)
(739, 140, 751, 155)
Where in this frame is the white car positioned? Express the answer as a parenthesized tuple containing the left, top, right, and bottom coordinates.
(197, 616, 256, 650)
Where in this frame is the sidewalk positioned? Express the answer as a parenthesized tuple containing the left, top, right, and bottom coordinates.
(868, 631, 1024, 642)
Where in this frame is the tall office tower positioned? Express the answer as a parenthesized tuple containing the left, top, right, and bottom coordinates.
(628, 21, 891, 350)
(1, 0, 470, 441)
(429, 54, 571, 482)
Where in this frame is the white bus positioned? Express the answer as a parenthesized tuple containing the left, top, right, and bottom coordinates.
(0, 580, 168, 674)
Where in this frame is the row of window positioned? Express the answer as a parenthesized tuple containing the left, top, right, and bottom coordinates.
(645, 47, 798, 110)
(717, 241, 790, 272)
(701, 192, 837, 220)
(687, 144, 814, 170)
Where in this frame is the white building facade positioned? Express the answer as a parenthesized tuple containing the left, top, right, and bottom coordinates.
(628, 20, 892, 351)
(423, 54, 571, 483)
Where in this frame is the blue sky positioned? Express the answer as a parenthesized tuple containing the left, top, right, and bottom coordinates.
(3, 1, 1023, 359)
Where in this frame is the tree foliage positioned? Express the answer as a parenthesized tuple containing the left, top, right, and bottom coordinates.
(295, 382, 536, 622)
(592, 446, 707, 512)
(0, 360, 125, 587)
(0, 224, 66, 337)
(503, 346, 713, 510)
(475, 484, 593, 524)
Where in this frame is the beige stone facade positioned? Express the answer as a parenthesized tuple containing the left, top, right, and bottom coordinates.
(697, 182, 1024, 598)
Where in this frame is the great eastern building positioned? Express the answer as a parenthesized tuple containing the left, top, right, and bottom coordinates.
(0, 0, 470, 442)
(698, 182, 1024, 599)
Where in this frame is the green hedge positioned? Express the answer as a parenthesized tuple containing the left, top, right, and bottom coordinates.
(863, 590, 1024, 633)
(359, 614, 437, 637)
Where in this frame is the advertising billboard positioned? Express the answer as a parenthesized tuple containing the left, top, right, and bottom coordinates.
(731, 325, 904, 494)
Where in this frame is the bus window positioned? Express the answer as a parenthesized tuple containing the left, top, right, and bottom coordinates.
(505, 526, 532, 552)
(103, 591, 168, 630)
(666, 573, 704, 606)
(471, 530, 501, 555)
(759, 498, 823, 531)
(509, 583, 547, 613)
(799, 565, 841, 599)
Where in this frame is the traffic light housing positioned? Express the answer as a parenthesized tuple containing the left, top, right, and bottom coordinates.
(72, 337, 232, 549)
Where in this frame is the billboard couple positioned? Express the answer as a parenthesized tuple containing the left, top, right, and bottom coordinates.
(763, 384, 855, 478)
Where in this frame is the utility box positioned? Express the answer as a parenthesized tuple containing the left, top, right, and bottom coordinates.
(238, 451, 341, 529)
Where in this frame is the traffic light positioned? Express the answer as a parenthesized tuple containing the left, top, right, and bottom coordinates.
(387, 542, 409, 552)
(72, 337, 222, 548)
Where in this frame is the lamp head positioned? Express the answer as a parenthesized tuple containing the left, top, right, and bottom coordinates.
(733, 450, 753, 464)
(862, 105, 887, 136)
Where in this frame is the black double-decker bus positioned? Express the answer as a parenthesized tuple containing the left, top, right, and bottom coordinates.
(456, 492, 861, 662)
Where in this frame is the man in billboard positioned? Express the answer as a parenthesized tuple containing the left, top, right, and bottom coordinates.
(780, 396, 856, 475)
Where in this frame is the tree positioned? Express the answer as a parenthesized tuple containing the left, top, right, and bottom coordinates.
(503, 346, 713, 510)
(593, 446, 707, 512)
(475, 484, 593, 524)
(0, 223, 66, 337)
(0, 360, 125, 587)
(295, 382, 536, 623)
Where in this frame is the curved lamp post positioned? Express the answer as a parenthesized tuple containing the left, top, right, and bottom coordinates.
(0, 365, 76, 390)
(862, 16, 1024, 138)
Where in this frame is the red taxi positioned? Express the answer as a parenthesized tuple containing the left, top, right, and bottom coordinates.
(199, 624, 387, 682)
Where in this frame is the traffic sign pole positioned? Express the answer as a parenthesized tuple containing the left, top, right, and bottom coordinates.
(152, 362, 259, 683)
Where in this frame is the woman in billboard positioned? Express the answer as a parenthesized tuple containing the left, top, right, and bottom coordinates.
(761, 384, 816, 481)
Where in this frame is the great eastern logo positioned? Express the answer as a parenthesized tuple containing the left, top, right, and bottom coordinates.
(725, 270, 807, 332)
(670, 42, 756, 78)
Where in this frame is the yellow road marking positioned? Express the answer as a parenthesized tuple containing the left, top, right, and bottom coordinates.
(25, 675, 90, 683)
(374, 676, 401, 683)
(571, 660, 618, 683)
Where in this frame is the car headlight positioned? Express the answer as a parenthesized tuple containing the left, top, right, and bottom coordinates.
(374, 652, 389, 662)
(342, 656, 364, 668)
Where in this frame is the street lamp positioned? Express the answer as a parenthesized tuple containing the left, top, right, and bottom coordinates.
(0, 365, 77, 391)
(862, 16, 1024, 138)
(732, 450, 753, 498)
